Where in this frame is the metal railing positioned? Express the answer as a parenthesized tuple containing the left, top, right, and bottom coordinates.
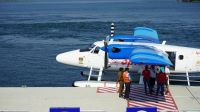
(169, 71, 200, 86)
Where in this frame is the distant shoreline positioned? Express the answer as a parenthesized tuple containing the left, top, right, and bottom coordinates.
(178, 0, 200, 2)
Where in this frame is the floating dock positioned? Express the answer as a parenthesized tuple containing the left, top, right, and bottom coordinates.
(0, 85, 200, 112)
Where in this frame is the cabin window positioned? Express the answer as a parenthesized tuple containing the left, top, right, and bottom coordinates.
(112, 47, 120, 53)
(179, 55, 184, 60)
(117, 39, 124, 42)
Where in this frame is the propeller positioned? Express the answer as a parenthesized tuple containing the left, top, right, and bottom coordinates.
(104, 35, 109, 69)
(104, 23, 115, 69)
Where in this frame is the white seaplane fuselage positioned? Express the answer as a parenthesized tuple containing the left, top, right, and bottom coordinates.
(56, 40, 200, 74)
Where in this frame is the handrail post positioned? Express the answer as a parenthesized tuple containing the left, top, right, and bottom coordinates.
(168, 76, 170, 85)
(186, 69, 190, 86)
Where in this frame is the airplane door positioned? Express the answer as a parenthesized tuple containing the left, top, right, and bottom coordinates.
(166, 51, 176, 70)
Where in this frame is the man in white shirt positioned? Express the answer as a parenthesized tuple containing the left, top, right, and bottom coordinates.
(150, 65, 156, 94)
(165, 66, 170, 94)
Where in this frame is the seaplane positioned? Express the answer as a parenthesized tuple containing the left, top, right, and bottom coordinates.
(56, 23, 200, 87)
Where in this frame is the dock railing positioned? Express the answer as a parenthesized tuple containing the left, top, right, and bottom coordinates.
(169, 70, 200, 86)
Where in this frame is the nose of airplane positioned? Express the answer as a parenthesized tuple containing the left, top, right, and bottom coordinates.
(56, 50, 79, 66)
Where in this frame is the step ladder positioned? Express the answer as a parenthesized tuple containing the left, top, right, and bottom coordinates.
(88, 66, 103, 81)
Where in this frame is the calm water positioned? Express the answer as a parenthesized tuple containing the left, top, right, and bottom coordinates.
(0, 0, 200, 86)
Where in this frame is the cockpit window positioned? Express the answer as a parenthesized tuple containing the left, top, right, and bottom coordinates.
(80, 44, 95, 52)
(94, 47, 100, 54)
(90, 44, 95, 49)
(80, 48, 90, 52)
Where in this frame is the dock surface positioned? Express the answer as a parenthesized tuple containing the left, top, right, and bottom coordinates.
(0, 85, 200, 112)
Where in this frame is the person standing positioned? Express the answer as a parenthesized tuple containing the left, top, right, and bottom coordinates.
(150, 65, 156, 94)
(165, 67, 170, 94)
(123, 68, 132, 100)
(156, 68, 167, 96)
(117, 67, 124, 98)
(142, 65, 151, 95)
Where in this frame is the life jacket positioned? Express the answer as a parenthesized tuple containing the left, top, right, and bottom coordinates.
(123, 71, 131, 83)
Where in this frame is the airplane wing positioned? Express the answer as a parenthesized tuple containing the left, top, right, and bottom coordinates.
(102, 44, 173, 66)
(130, 46, 173, 66)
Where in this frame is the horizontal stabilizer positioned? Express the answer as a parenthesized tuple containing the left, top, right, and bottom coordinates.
(133, 27, 159, 43)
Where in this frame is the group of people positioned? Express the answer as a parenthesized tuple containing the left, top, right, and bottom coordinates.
(142, 65, 169, 96)
(117, 67, 132, 100)
(116, 65, 169, 100)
